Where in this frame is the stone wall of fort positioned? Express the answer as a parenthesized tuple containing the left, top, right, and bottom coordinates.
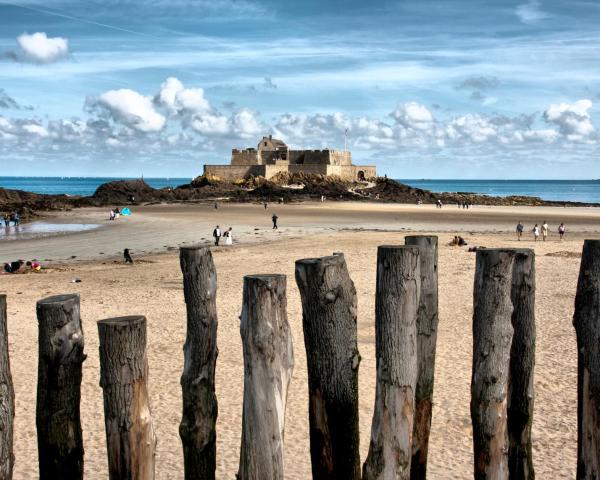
(329, 150, 352, 166)
(204, 164, 265, 180)
(231, 149, 260, 166)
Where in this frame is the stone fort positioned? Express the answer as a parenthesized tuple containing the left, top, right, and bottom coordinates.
(203, 135, 376, 181)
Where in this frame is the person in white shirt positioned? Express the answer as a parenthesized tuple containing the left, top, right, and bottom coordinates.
(213, 225, 221, 246)
(541, 221, 549, 241)
(532, 224, 540, 241)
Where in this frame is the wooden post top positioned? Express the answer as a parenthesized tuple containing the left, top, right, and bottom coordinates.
(97, 315, 146, 328)
(37, 293, 80, 305)
(180, 245, 212, 253)
(296, 253, 345, 267)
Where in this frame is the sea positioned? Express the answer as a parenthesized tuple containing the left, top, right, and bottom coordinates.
(0, 177, 599, 204)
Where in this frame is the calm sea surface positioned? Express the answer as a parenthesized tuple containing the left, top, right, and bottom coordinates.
(0, 177, 598, 203)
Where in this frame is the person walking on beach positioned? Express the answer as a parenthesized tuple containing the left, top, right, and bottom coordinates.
(541, 221, 549, 241)
(264, 202, 268, 210)
(3, 214, 9, 227)
(224, 227, 233, 245)
(532, 224, 540, 242)
(558, 222, 566, 240)
(272, 214, 278, 229)
(214, 201, 218, 210)
(123, 248, 134, 264)
(516, 221, 524, 241)
(213, 225, 221, 245)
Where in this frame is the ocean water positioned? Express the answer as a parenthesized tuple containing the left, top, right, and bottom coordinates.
(399, 179, 600, 204)
(0, 177, 191, 197)
(0, 177, 598, 203)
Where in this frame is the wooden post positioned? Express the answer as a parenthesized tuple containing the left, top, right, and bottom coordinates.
(405, 235, 439, 480)
(507, 249, 535, 480)
(363, 246, 420, 480)
(179, 246, 218, 480)
(98, 316, 156, 480)
(471, 249, 515, 480)
(295, 253, 361, 480)
(237, 275, 294, 480)
(0, 295, 14, 480)
(36, 294, 86, 480)
(573, 240, 600, 480)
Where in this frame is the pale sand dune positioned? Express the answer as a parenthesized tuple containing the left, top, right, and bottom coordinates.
(0, 201, 598, 479)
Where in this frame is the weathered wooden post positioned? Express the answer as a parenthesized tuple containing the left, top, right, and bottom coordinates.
(36, 294, 86, 480)
(405, 235, 438, 480)
(98, 316, 156, 480)
(573, 240, 600, 480)
(179, 246, 218, 480)
(237, 275, 294, 480)
(507, 249, 535, 480)
(0, 295, 14, 480)
(363, 246, 420, 480)
(471, 249, 515, 480)
(295, 253, 361, 480)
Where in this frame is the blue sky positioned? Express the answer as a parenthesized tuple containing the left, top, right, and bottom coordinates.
(0, 0, 599, 178)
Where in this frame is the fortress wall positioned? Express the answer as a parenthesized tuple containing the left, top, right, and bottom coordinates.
(204, 164, 265, 180)
(288, 164, 329, 176)
(329, 150, 352, 166)
(327, 165, 377, 180)
(231, 149, 261, 165)
(264, 164, 291, 179)
(289, 150, 331, 165)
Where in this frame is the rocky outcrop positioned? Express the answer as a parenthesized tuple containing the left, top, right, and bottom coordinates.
(0, 176, 597, 218)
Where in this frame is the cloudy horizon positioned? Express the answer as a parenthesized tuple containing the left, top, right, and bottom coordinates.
(1, 0, 599, 179)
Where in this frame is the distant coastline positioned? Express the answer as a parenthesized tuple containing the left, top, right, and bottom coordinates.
(1, 176, 599, 204)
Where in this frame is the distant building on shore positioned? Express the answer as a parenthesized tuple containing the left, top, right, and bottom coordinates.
(203, 135, 376, 181)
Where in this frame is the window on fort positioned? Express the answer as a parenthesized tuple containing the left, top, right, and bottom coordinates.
(264, 142, 267, 146)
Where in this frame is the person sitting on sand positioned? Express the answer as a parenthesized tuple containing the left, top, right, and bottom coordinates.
(516, 221, 524, 241)
(542, 221, 549, 241)
(4, 261, 24, 273)
(26, 261, 41, 272)
(558, 223, 566, 240)
(124, 248, 134, 264)
(532, 224, 540, 241)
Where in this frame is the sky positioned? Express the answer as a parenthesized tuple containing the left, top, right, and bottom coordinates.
(0, 0, 599, 179)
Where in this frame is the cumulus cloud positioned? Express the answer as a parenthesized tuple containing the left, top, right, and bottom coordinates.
(155, 77, 210, 115)
(390, 102, 434, 131)
(15, 32, 70, 64)
(515, 1, 549, 25)
(86, 89, 166, 133)
(543, 99, 595, 141)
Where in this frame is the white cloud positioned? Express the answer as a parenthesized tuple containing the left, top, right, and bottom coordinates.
(390, 102, 434, 131)
(87, 89, 166, 133)
(231, 108, 263, 138)
(16, 32, 69, 64)
(190, 114, 230, 135)
(515, 1, 549, 25)
(544, 99, 595, 140)
(156, 77, 210, 115)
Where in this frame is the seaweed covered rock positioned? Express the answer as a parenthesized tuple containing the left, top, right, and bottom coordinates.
(90, 179, 167, 204)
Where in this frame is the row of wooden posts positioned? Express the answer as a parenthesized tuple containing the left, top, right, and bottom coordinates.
(0, 237, 599, 479)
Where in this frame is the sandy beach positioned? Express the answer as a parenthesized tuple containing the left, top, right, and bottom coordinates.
(1, 201, 599, 479)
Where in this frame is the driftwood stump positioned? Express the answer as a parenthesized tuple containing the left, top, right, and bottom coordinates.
(179, 246, 218, 480)
(507, 249, 535, 480)
(295, 253, 361, 480)
(98, 316, 156, 480)
(0, 295, 14, 480)
(573, 240, 600, 480)
(237, 275, 294, 480)
(363, 246, 420, 480)
(36, 294, 86, 480)
(471, 249, 515, 480)
(405, 235, 439, 480)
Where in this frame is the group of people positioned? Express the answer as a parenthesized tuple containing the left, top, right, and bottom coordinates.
(212, 226, 233, 246)
(516, 220, 566, 241)
(458, 201, 471, 209)
(3, 212, 20, 227)
(109, 207, 121, 221)
(3, 260, 41, 274)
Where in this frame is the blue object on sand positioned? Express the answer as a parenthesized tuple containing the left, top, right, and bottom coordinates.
(121, 208, 131, 216)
